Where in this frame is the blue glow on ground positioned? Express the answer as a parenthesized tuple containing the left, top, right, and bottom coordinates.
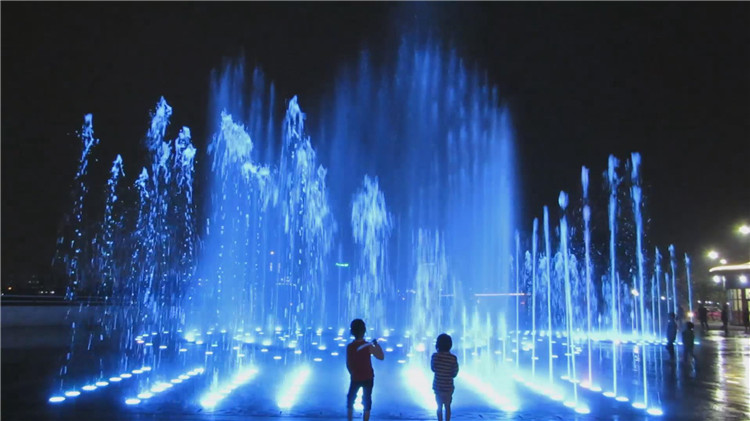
(201, 367, 257, 409)
(277, 366, 311, 410)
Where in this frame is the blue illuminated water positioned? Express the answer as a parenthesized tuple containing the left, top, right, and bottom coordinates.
(47, 39, 695, 418)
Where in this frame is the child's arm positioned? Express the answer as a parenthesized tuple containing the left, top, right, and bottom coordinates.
(371, 340, 385, 360)
(431, 353, 436, 373)
(453, 355, 459, 378)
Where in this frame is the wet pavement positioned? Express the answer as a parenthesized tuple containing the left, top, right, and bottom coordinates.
(3, 326, 749, 421)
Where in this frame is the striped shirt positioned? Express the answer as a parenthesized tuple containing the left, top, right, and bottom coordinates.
(431, 352, 459, 392)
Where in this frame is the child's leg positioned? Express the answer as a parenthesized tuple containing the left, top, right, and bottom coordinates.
(362, 379, 374, 421)
(347, 381, 361, 421)
(443, 392, 453, 421)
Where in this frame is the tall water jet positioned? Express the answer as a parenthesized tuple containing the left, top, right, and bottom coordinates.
(669, 245, 678, 319)
(607, 155, 619, 396)
(558, 191, 577, 403)
(685, 254, 693, 321)
(531, 218, 538, 378)
(630, 152, 648, 407)
(350, 175, 393, 327)
(543, 206, 553, 385)
(581, 166, 593, 386)
(322, 38, 516, 327)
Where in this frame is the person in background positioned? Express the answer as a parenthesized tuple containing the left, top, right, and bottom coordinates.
(665, 312, 677, 362)
(431, 333, 459, 421)
(698, 304, 709, 332)
(682, 321, 696, 365)
(721, 304, 730, 336)
(346, 319, 384, 421)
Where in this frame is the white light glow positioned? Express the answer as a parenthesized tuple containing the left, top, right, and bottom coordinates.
(277, 366, 312, 409)
(201, 367, 259, 410)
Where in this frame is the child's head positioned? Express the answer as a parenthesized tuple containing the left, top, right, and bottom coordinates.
(436, 333, 452, 352)
(350, 319, 366, 339)
(686, 321, 694, 330)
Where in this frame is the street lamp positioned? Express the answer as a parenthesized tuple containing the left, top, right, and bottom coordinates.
(707, 250, 720, 260)
(740, 275, 748, 284)
(739, 225, 750, 236)
(720, 259, 728, 265)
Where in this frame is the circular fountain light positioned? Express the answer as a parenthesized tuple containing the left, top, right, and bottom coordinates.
(313, 357, 323, 362)
(142, 366, 152, 371)
(632, 402, 647, 409)
(274, 356, 282, 360)
(550, 394, 564, 401)
(64, 390, 81, 397)
(159, 345, 167, 350)
(82, 385, 97, 391)
(109, 377, 122, 382)
(124, 398, 141, 405)
(171, 379, 183, 384)
(137, 392, 154, 399)
(616, 396, 629, 402)
(121, 373, 133, 378)
(205, 351, 214, 355)
(647, 408, 664, 416)
(294, 350, 302, 354)
(48, 396, 65, 403)
(575, 406, 591, 414)
(563, 401, 576, 408)
(95, 381, 109, 387)
(590, 386, 602, 392)
(179, 375, 189, 380)
(132, 369, 143, 374)
(603, 392, 615, 398)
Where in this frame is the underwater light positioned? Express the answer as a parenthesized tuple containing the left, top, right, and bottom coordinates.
(124, 398, 141, 405)
(48, 396, 65, 403)
(64, 391, 80, 397)
(632, 402, 647, 409)
(95, 381, 109, 387)
(647, 408, 664, 416)
(313, 357, 322, 362)
(616, 396, 629, 402)
(575, 406, 590, 414)
(109, 377, 122, 382)
(603, 392, 616, 398)
(137, 392, 153, 399)
(81, 385, 97, 391)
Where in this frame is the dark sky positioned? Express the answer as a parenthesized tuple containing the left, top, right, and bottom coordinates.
(2, 2, 749, 283)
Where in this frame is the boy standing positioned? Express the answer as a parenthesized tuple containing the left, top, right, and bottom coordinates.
(346, 319, 384, 421)
(431, 333, 459, 421)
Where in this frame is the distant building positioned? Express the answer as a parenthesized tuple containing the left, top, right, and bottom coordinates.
(710, 262, 750, 325)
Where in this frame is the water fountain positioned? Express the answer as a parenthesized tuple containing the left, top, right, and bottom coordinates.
(45, 37, 694, 419)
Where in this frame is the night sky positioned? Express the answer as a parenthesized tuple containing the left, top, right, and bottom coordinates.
(2, 3, 748, 285)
